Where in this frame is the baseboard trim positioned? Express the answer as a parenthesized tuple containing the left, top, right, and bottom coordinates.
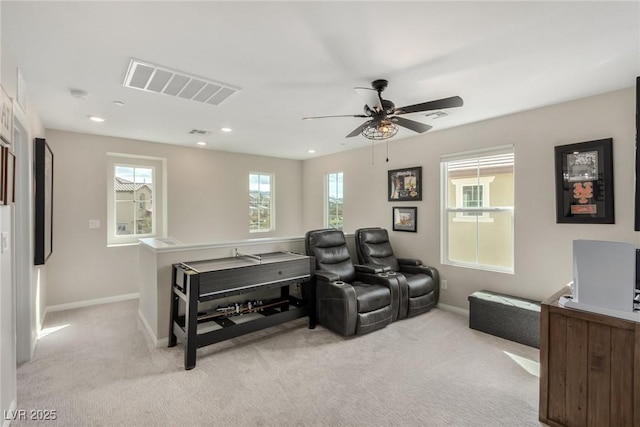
(3, 399, 17, 427)
(45, 293, 140, 314)
(137, 310, 169, 348)
(137, 310, 159, 347)
(438, 303, 469, 317)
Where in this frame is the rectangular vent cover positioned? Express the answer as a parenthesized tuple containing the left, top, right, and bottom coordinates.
(123, 59, 240, 106)
(424, 111, 449, 119)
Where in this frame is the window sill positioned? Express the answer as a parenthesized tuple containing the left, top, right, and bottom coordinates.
(107, 242, 140, 248)
(443, 260, 514, 275)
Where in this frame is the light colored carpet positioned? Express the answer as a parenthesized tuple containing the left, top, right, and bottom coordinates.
(14, 300, 543, 426)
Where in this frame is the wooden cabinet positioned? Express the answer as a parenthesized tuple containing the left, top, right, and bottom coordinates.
(539, 288, 640, 426)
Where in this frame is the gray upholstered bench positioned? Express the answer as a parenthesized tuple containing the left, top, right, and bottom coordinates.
(468, 290, 540, 348)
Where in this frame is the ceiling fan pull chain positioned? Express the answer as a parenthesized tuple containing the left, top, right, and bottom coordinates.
(371, 141, 374, 165)
(386, 140, 389, 162)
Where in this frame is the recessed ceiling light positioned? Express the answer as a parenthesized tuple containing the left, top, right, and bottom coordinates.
(113, 101, 125, 106)
(196, 141, 207, 146)
(221, 127, 232, 132)
(87, 115, 105, 122)
(308, 149, 316, 154)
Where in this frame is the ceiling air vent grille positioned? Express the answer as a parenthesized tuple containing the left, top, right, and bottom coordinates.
(123, 59, 240, 106)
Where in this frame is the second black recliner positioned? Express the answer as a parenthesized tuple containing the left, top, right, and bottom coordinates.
(355, 227, 439, 320)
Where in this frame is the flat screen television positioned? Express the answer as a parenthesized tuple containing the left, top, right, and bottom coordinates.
(573, 240, 635, 312)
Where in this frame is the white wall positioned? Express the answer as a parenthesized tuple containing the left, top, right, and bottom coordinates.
(44, 130, 304, 307)
(1, 18, 46, 425)
(303, 87, 639, 308)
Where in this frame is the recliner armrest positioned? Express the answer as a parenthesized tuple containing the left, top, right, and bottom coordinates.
(397, 257, 423, 266)
(354, 264, 390, 274)
(398, 263, 440, 284)
(315, 271, 341, 283)
(315, 277, 358, 336)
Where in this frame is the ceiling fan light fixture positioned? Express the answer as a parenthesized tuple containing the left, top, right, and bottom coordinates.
(362, 119, 399, 140)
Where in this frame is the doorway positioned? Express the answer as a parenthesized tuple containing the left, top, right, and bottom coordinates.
(14, 115, 35, 363)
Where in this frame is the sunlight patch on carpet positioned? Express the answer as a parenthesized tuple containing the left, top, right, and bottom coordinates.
(503, 351, 539, 377)
(38, 324, 69, 339)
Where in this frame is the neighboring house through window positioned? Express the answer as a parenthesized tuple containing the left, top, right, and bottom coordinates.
(107, 153, 166, 245)
(326, 172, 343, 230)
(441, 146, 514, 273)
(451, 176, 495, 222)
(249, 172, 274, 232)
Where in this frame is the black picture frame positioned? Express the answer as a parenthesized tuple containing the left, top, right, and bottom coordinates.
(392, 206, 417, 232)
(554, 138, 614, 224)
(2, 147, 15, 205)
(634, 76, 639, 231)
(388, 166, 422, 201)
(34, 138, 53, 265)
(0, 146, 5, 204)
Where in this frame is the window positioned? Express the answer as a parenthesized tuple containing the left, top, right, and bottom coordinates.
(451, 176, 495, 222)
(107, 154, 166, 245)
(326, 172, 343, 230)
(249, 172, 274, 232)
(115, 165, 154, 235)
(441, 146, 514, 273)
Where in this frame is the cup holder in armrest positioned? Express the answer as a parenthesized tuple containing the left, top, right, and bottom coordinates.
(378, 272, 397, 277)
(333, 281, 346, 285)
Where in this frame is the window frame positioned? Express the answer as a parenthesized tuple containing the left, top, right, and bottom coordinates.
(440, 145, 515, 274)
(325, 171, 344, 230)
(249, 172, 275, 233)
(106, 153, 166, 246)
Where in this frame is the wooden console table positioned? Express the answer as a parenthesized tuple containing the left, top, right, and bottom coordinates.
(539, 288, 640, 426)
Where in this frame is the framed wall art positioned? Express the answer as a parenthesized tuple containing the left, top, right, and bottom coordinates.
(554, 138, 614, 224)
(35, 138, 54, 265)
(0, 146, 15, 205)
(0, 147, 5, 204)
(388, 166, 422, 201)
(5, 150, 15, 205)
(392, 206, 417, 232)
(634, 76, 639, 231)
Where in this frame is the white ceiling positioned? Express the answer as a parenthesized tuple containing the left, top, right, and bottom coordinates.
(2, 1, 639, 160)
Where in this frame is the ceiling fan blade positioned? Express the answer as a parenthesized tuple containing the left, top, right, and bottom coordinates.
(391, 117, 433, 134)
(354, 87, 382, 111)
(303, 114, 368, 120)
(345, 121, 372, 138)
(394, 96, 464, 115)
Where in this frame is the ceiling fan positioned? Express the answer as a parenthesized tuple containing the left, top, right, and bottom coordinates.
(303, 79, 463, 140)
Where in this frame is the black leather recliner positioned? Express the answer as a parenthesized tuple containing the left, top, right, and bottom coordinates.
(305, 229, 398, 336)
(355, 227, 439, 320)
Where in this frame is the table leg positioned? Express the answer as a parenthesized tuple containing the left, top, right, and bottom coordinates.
(308, 279, 316, 329)
(168, 290, 179, 347)
(184, 275, 199, 370)
(280, 285, 290, 311)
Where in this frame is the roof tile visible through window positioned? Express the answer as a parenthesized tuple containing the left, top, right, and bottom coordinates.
(114, 176, 152, 192)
